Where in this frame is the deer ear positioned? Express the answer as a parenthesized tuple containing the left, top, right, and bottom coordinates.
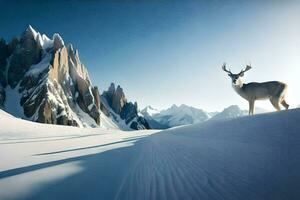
(227, 73, 231, 77)
(240, 72, 244, 77)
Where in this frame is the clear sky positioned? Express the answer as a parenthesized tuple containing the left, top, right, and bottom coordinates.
(1, 0, 299, 111)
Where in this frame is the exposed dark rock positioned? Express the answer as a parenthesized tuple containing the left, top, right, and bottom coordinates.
(53, 33, 64, 52)
(7, 37, 19, 54)
(0, 85, 5, 107)
(102, 82, 115, 107)
(112, 85, 126, 114)
(7, 26, 42, 88)
(120, 102, 138, 124)
(101, 83, 150, 130)
(130, 116, 150, 130)
(0, 38, 10, 87)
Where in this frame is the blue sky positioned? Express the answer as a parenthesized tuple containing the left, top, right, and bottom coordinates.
(1, 0, 299, 111)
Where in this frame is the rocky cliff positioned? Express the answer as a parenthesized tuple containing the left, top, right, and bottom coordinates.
(0, 25, 100, 127)
(101, 83, 150, 130)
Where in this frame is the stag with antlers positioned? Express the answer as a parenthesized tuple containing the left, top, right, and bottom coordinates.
(222, 63, 289, 115)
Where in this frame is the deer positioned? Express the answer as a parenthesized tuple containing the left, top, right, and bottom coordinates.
(222, 63, 289, 115)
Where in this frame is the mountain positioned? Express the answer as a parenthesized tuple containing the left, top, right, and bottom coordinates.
(142, 104, 271, 129)
(141, 106, 169, 129)
(209, 105, 247, 121)
(142, 104, 210, 129)
(210, 105, 271, 121)
(141, 106, 160, 117)
(100, 83, 150, 130)
(0, 25, 149, 130)
(0, 25, 101, 127)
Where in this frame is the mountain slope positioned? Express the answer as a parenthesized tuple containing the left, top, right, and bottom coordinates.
(0, 108, 299, 199)
(0, 25, 101, 127)
(101, 83, 150, 130)
(209, 105, 247, 121)
(140, 106, 169, 129)
(209, 105, 271, 121)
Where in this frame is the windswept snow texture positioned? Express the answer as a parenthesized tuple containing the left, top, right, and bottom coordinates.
(0, 109, 300, 200)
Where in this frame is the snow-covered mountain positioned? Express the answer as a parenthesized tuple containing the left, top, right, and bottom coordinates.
(0, 25, 101, 127)
(100, 83, 150, 130)
(142, 104, 272, 129)
(209, 105, 248, 121)
(141, 106, 160, 116)
(142, 104, 210, 129)
(210, 105, 271, 121)
(0, 25, 149, 130)
(141, 106, 169, 129)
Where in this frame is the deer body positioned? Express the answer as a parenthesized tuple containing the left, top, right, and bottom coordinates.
(222, 63, 289, 115)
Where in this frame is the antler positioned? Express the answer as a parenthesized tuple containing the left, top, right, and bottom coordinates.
(239, 63, 252, 75)
(222, 63, 232, 74)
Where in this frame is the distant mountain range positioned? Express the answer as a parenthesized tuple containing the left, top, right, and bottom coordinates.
(141, 104, 210, 129)
(141, 104, 269, 129)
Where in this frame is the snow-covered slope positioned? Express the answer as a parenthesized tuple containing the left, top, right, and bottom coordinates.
(2, 108, 298, 199)
(0, 109, 116, 139)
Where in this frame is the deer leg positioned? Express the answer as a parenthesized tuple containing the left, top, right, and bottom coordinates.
(281, 99, 289, 110)
(270, 98, 281, 111)
(248, 101, 251, 115)
(249, 101, 254, 115)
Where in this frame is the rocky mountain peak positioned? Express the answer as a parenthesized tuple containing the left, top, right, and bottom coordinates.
(5, 26, 43, 88)
(0, 26, 150, 130)
(101, 83, 149, 130)
(108, 82, 115, 93)
(0, 26, 101, 127)
(21, 25, 37, 40)
(53, 33, 64, 52)
(103, 83, 127, 115)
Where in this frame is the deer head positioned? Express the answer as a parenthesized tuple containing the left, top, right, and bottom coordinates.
(222, 63, 252, 85)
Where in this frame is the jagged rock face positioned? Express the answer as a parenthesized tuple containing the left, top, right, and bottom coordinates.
(101, 83, 149, 130)
(0, 85, 5, 107)
(1, 25, 101, 127)
(7, 27, 42, 88)
(120, 102, 138, 124)
(131, 116, 150, 130)
(112, 86, 126, 114)
(102, 83, 126, 115)
(0, 38, 10, 87)
(53, 33, 64, 52)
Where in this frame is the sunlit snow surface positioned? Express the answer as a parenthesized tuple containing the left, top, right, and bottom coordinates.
(0, 109, 299, 200)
